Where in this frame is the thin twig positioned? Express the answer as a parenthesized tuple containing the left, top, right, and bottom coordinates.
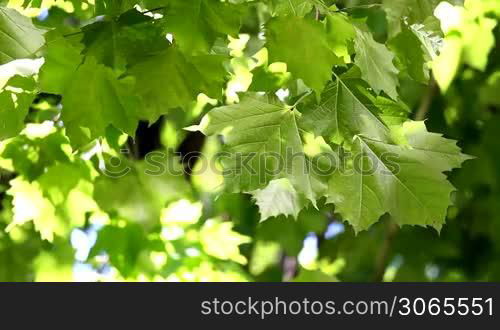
(415, 77, 438, 121)
(373, 221, 399, 282)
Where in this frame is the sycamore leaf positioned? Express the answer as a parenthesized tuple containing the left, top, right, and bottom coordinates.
(161, 0, 245, 54)
(299, 69, 389, 143)
(325, 12, 356, 64)
(129, 46, 226, 122)
(38, 31, 83, 95)
(81, 20, 128, 71)
(80, 9, 156, 70)
(410, 24, 442, 61)
(251, 178, 306, 221)
(196, 93, 319, 205)
(0, 7, 46, 65)
(61, 57, 140, 147)
(327, 121, 471, 232)
(354, 29, 400, 99)
(0, 76, 37, 140)
(299, 69, 470, 231)
(266, 16, 338, 93)
(271, 0, 314, 17)
(389, 23, 429, 83)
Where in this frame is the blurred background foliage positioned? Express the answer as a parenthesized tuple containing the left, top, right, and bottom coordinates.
(0, 0, 499, 282)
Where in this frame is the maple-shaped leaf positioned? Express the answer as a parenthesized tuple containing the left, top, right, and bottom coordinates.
(61, 57, 140, 147)
(38, 31, 84, 95)
(299, 69, 389, 143)
(389, 23, 429, 83)
(0, 7, 46, 65)
(266, 16, 338, 93)
(354, 29, 400, 99)
(0, 76, 37, 140)
(129, 46, 226, 122)
(251, 178, 306, 221)
(299, 69, 470, 231)
(195, 93, 322, 205)
(327, 121, 472, 233)
(80, 9, 158, 70)
(325, 12, 356, 64)
(161, 0, 245, 54)
(81, 20, 128, 71)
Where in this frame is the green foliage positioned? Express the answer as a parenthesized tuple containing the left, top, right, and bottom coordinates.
(0, 7, 45, 64)
(266, 16, 339, 93)
(0, 0, 498, 282)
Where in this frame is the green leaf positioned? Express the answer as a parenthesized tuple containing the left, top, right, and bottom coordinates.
(7, 161, 96, 242)
(0, 76, 37, 140)
(38, 31, 84, 95)
(389, 23, 429, 83)
(129, 46, 226, 122)
(0, 7, 46, 65)
(373, 95, 411, 126)
(81, 20, 127, 70)
(266, 16, 338, 93)
(251, 178, 306, 220)
(80, 9, 156, 70)
(1, 127, 72, 181)
(300, 69, 389, 143)
(200, 219, 251, 264)
(61, 57, 141, 147)
(270, 0, 314, 17)
(325, 12, 356, 64)
(432, 35, 462, 92)
(354, 29, 400, 99)
(94, 158, 191, 223)
(382, 0, 440, 37)
(299, 70, 470, 231)
(410, 24, 442, 61)
(196, 93, 319, 205)
(89, 223, 149, 278)
(161, 0, 245, 54)
(327, 121, 471, 232)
